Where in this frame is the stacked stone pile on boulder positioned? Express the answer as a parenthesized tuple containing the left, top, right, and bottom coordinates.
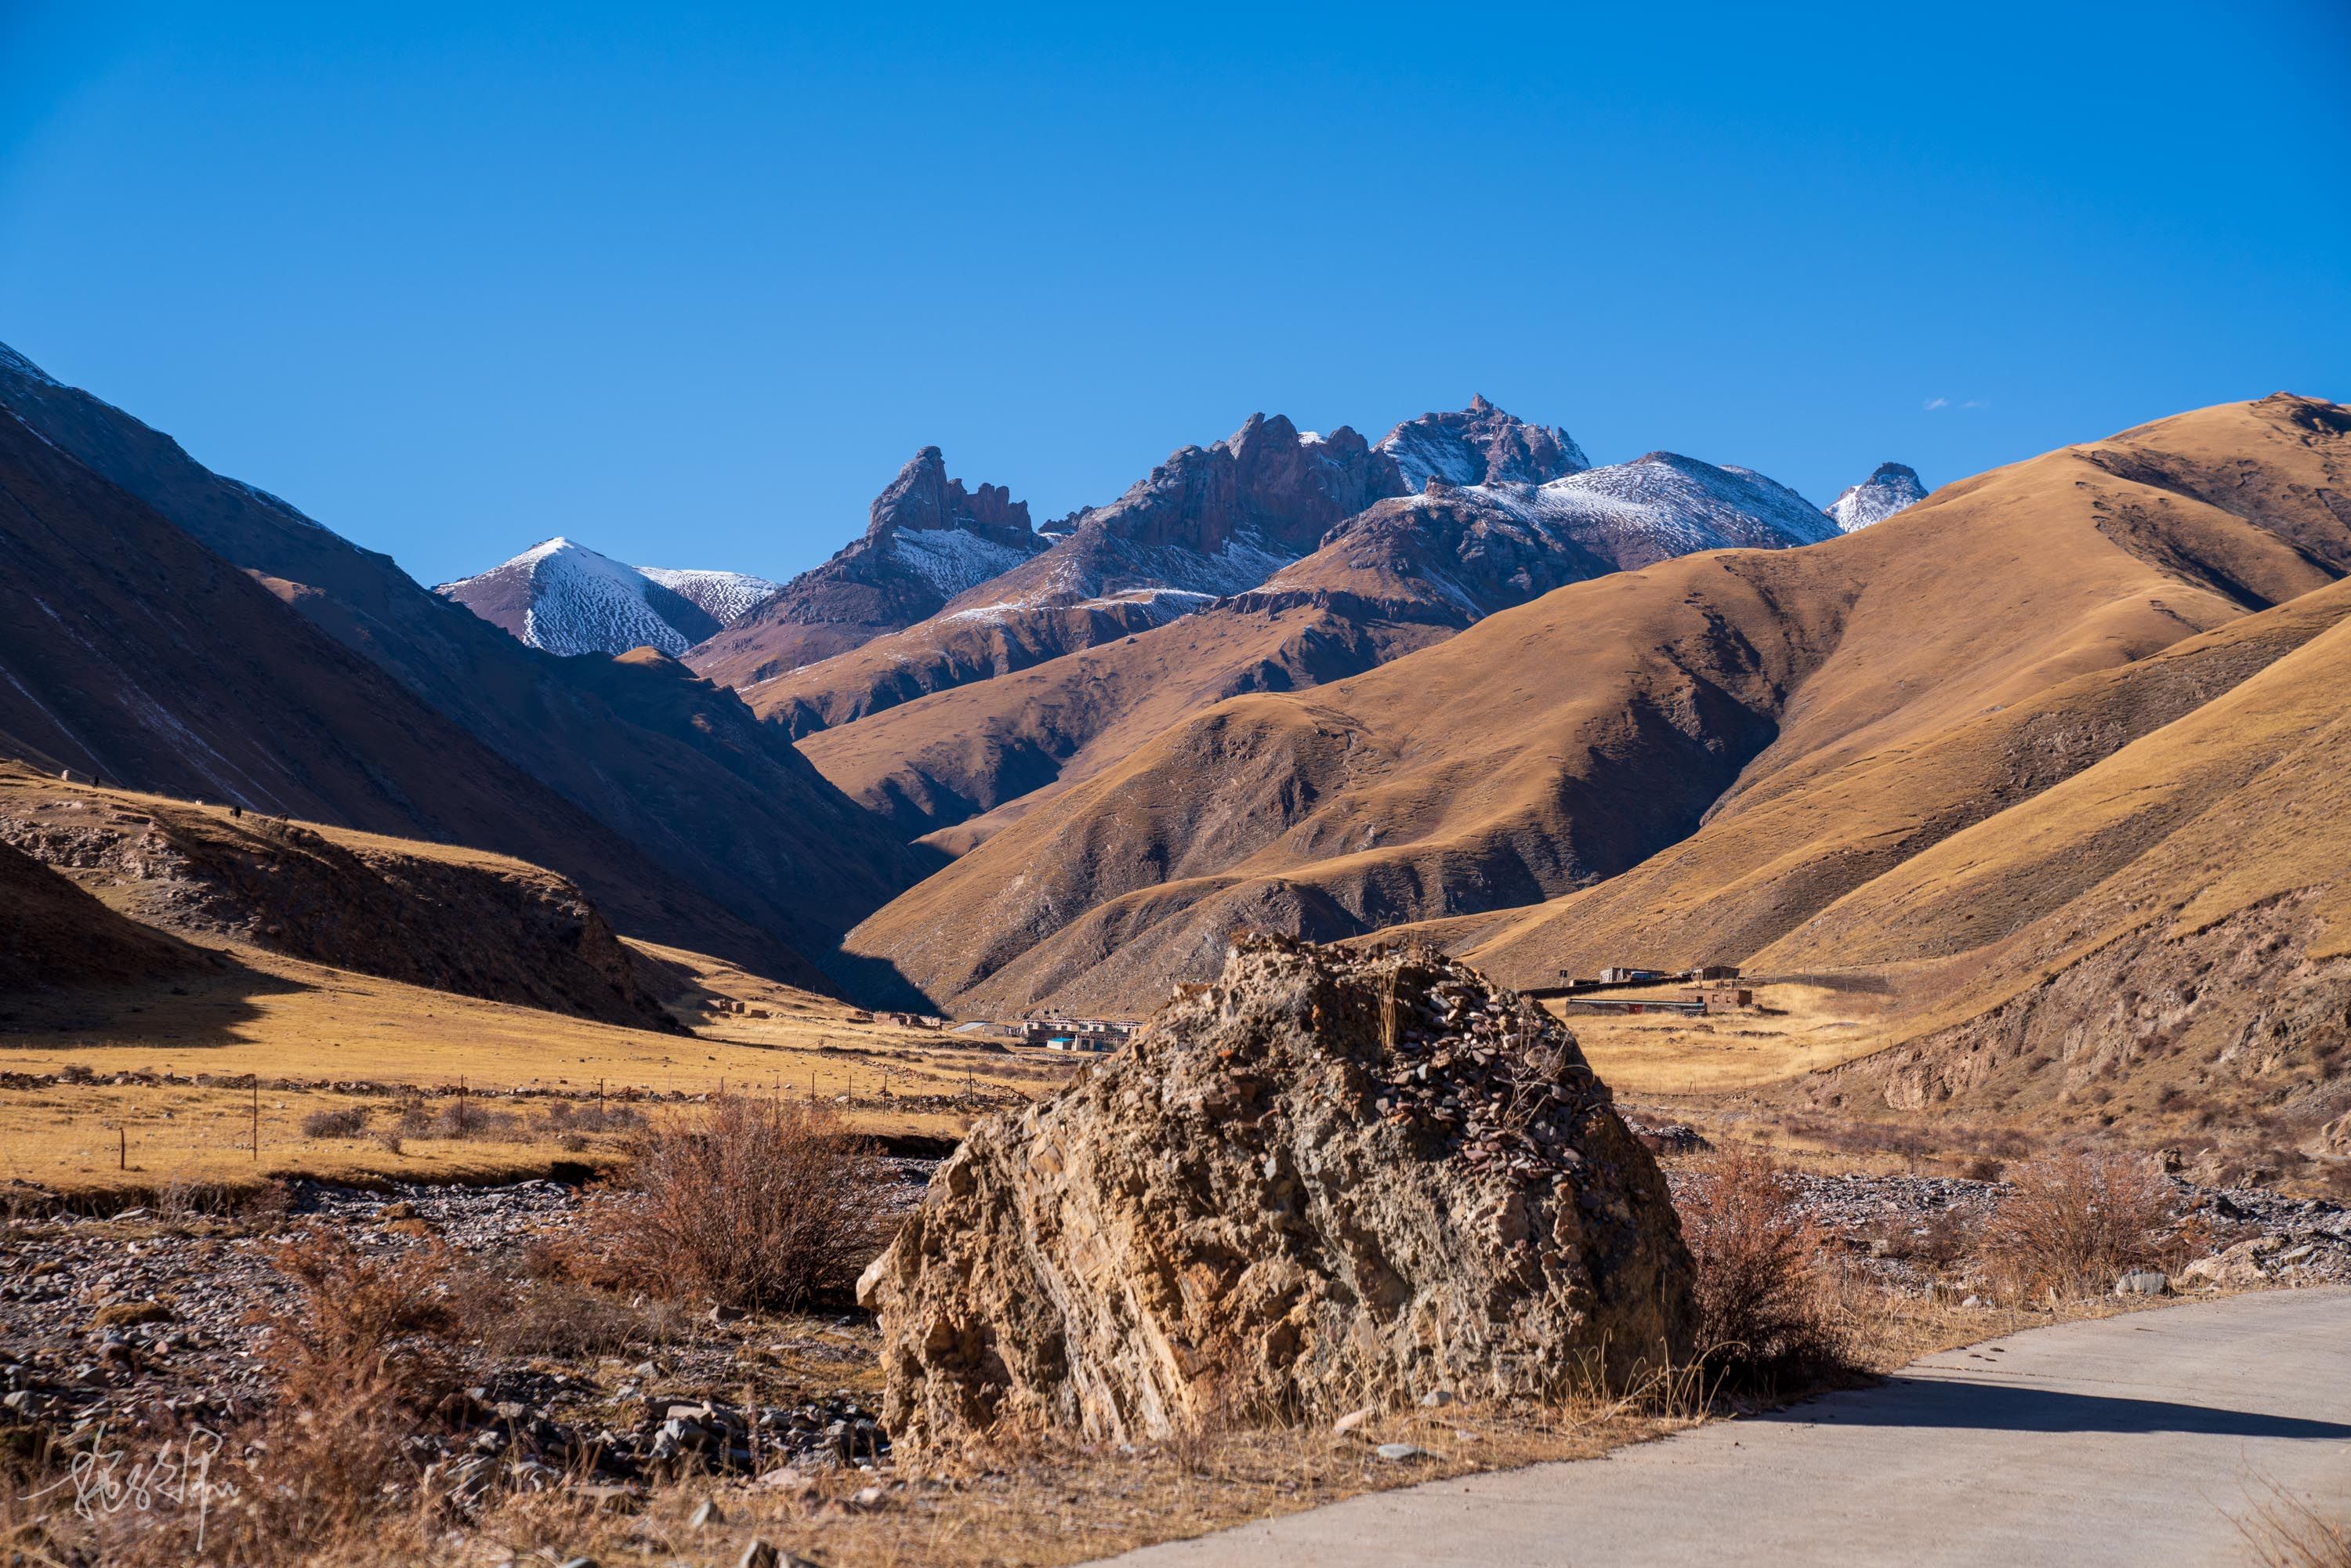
(860, 936, 1697, 1447)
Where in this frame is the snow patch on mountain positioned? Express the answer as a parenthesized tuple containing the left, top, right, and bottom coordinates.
(941, 585, 1215, 632)
(440, 537, 757, 657)
(1413, 451, 1837, 566)
(0, 341, 63, 389)
(636, 566, 777, 625)
(1826, 462, 1930, 531)
(1380, 397, 1590, 494)
(889, 527, 1043, 601)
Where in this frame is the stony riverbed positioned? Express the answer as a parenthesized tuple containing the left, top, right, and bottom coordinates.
(2, 1164, 2346, 1505)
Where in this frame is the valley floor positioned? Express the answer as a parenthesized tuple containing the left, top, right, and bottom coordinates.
(0, 936, 1067, 1201)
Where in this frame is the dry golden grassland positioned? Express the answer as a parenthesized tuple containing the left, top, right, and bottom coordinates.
(1549, 976, 1908, 1094)
(0, 937, 1068, 1200)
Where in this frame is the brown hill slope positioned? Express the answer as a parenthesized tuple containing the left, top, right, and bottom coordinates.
(1758, 599, 2351, 1175)
(0, 765, 680, 1030)
(797, 601, 1453, 844)
(1444, 574, 2351, 985)
(0, 838, 205, 996)
(841, 395, 2351, 1018)
(0, 403, 833, 990)
(0, 346, 928, 980)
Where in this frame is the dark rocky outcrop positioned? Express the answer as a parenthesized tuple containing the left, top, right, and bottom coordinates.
(686, 447, 1046, 686)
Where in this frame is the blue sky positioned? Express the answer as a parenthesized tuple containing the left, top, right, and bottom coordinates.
(3, 2, 2346, 588)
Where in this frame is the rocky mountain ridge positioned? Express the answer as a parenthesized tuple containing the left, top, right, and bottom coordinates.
(683, 447, 1047, 692)
(725, 402, 1614, 734)
(1375, 393, 1589, 492)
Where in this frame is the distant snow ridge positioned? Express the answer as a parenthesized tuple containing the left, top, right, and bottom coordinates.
(636, 566, 780, 626)
(1826, 462, 1929, 531)
(1418, 451, 1837, 566)
(438, 538, 771, 657)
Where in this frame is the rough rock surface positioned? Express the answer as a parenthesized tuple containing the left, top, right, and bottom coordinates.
(860, 938, 1696, 1447)
(1375, 395, 1589, 493)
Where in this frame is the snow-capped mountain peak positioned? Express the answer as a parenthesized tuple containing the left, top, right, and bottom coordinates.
(1378, 397, 1590, 494)
(437, 538, 776, 657)
(1826, 462, 1929, 532)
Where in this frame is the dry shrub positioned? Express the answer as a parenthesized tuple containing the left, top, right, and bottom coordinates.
(67, 1229, 458, 1565)
(2237, 1478, 2351, 1568)
(262, 1225, 454, 1415)
(394, 1096, 520, 1141)
(541, 1100, 643, 1134)
(301, 1105, 369, 1139)
(1980, 1148, 2183, 1300)
(1675, 1145, 1845, 1389)
(447, 1266, 689, 1359)
(579, 1095, 888, 1312)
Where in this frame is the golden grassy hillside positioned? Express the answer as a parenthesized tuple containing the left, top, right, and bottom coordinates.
(1747, 592, 2351, 1180)
(0, 932, 1063, 1200)
(842, 395, 2351, 1019)
(796, 601, 1452, 846)
(1446, 573, 2351, 983)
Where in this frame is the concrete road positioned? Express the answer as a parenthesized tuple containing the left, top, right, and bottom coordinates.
(1098, 1288, 2351, 1568)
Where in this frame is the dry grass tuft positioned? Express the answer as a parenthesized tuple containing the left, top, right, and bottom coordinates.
(1675, 1144, 1846, 1389)
(1979, 1148, 2185, 1300)
(575, 1094, 889, 1313)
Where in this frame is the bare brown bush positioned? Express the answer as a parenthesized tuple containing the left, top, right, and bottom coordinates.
(301, 1105, 369, 1139)
(49, 1230, 460, 1565)
(1675, 1145, 1846, 1389)
(2237, 1478, 2351, 1568)
(393, 1096, 520, 1141)
(1980, 1148, 2184, 1300)
(541, 1100, 643, 1134)
(262, 1226, 454, 1416)
(578, 1095, 889, 1313)
(447, 1266, 690, 1359)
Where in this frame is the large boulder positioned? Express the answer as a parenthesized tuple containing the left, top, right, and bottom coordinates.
(860, 937, 1697, 1447)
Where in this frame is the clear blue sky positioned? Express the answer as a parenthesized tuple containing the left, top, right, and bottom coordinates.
(4, 3, 2346, 588)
